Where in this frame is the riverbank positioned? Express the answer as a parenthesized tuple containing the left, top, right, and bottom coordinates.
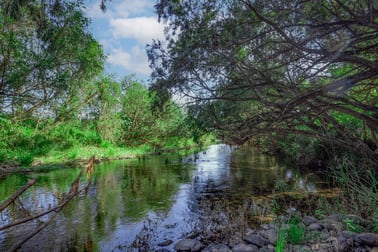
(164, 191, 378, 252)
(0, 141, 214, 178)
(167, 213, 378, 252)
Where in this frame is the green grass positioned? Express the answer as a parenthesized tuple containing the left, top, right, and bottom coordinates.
(34, 144, 153, 164)
(276, 229, 286, 252)
(343, 217, 363, 233)
(287, 218, 304, 244)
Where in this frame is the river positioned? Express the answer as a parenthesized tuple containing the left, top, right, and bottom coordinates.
(0, 144, 328, 251)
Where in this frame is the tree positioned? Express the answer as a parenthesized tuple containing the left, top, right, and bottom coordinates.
(148, 0, 378, 164)
(0, 0, 105, 121)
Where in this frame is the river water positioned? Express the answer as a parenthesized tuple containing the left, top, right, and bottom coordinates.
(0, 144, 328, 251)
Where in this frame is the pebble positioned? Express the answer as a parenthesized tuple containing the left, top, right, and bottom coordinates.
(232, 243, 259, 252)
(258, 244, 275, 252)
(173, 239, 202, 252)
(258, 229, 277, 245)
(303, 216, 319, 226)
(158, 240, 173, 247)
(156, 249, 171, 252)
(340, 230, 358, 239)
(166, 214, 377, 252)
(243, 234, 269, 248)
(202, 243, 231, 252)
(325, 221, 344, 232)
(308, 222, 323, 231)
(355, 233, 378, 247)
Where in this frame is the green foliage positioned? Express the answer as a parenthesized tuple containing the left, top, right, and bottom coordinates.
(287, 217, 304, 244)
(314, 209, 326, 220)
(275, 216, 305, 250)
(330, 156, 378, 219)
(16, 150, 34, 167)
(0, 2, 210, 168)
(0, 74, 211, 167)
(343, 218, 363, 233)
(277, 134, 319, 165)
(0, 1, 105, 120)
(274, 179, 290, 192)
(276, 229, 285, 252)
(149, 0, 378, 168)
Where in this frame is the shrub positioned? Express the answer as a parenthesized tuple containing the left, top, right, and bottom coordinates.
(16, 150, 34, 167)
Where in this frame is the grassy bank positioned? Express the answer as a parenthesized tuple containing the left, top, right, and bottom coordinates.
(0, 112, 217, 177)
(33, 134, 216, 165)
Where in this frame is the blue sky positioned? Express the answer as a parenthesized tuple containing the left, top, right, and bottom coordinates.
(83, 0, 165, 83)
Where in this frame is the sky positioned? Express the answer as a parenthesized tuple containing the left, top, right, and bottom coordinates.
(83, 0, 165, 83)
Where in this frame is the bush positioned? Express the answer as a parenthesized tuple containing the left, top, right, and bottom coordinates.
(16, 150, 34, 167)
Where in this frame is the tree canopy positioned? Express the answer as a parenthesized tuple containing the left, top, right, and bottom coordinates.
(0, 0, 105, 120)
(148, 0, 378, 164)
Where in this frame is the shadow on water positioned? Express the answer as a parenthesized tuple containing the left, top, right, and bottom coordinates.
(0, 144, 331, 251)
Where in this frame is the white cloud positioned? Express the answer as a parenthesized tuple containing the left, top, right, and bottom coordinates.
(111, 0, 153, 17)
(108, 46, 151, 75)
(84, 0, 162, 80)
(110, 16, 165, 43)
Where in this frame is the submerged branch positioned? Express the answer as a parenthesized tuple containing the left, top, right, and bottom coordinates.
(0, 179, 37, 212)
(0, 156, 96, 251)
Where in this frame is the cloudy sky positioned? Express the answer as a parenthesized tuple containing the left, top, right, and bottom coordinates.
(84, 0, 165, 82)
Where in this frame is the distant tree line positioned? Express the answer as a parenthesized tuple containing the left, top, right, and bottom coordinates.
(0, 0, 209, 166)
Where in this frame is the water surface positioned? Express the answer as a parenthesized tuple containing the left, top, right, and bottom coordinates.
(0, 144, 326, 251)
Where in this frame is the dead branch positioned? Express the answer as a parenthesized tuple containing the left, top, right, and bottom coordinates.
(1, 156, 96, 251)
(0, 179, 37, 212)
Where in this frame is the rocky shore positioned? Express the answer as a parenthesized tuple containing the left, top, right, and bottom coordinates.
(156, 214, 378, 252)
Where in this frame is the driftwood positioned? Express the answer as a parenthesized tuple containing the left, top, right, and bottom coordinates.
(0, 156, 96, 252)
(0, 179, 37, 212)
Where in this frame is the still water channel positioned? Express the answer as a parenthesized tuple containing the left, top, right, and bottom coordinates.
(0, 144, 327, 251)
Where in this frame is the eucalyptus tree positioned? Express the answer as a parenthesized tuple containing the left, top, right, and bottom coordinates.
(148, 0, 378, 164)
(0, 0, 105, 121)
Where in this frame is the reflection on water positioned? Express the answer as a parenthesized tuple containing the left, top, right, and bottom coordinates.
(0, 144, 327, 251)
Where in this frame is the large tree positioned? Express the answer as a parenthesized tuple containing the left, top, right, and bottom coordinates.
(148, 0, 378, 164)
(0, 0, 105, 120)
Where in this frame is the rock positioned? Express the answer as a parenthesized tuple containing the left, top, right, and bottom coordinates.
(258, 244, 275, 252)
(243, 234, 269, 248)
(355, 233, 378, 247)
(228, 235, 244, 248)
(325, 221, 344, 232)
(155, 249, 171, 252)
(340, 230, 358, 239)
(260, 224, 275, 230)
(232, 243, 259, 252)
(173, 239, 202, 251)
(259, 229, 277, 245)
(308, 222, 323, 231)
(303, 216, 319, 226)
(334, 235, 353, 252)
(286, 207, 297, 215)
(292, 245, 311, 252)
(310, 243, 334, 251)
(326, 237, 338, 251)
(203, 244, 231, 252)
(158, 240, 173, 247)
(323, 214, 341, 222)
